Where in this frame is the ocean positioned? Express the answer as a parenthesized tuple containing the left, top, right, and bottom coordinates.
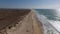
(34, 9, 60, 34)
(35, 9, 60, 21)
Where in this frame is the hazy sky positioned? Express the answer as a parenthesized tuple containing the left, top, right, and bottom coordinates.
(0, 0, 60, 9)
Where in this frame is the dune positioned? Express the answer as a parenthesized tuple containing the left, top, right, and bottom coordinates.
(0, 9, 43, 34)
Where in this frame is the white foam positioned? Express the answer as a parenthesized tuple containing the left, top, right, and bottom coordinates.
(36, 13, 60, 34)
(48, 20, 60, 32)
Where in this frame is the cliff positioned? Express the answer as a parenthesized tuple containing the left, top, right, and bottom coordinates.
(0, 9, 43, 34)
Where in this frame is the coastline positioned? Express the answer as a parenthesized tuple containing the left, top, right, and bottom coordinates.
(0, 9, 43, 34)
(31, 11, 43, 34)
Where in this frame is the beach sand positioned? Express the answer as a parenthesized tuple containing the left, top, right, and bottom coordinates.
(0, 9, 43, 34)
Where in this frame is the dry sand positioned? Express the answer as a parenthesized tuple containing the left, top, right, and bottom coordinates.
(0, 9, 43, 34)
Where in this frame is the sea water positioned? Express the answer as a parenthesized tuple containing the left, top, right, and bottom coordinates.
(35, 9, 60, 21)
(35, 9, 60, 34)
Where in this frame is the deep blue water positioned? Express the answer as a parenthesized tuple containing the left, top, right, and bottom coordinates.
(35, 9, 60, 21)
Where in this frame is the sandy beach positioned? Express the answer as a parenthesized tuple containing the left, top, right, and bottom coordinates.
(0, 9, 43, 34)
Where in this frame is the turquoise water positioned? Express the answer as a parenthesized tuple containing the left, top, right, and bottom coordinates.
(35, 9, 60, 21)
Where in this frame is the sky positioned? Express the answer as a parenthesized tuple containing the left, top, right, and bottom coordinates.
(0, 0, 60, 9)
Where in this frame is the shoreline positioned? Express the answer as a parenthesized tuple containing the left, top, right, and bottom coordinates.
(0, 9, 43, 34)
